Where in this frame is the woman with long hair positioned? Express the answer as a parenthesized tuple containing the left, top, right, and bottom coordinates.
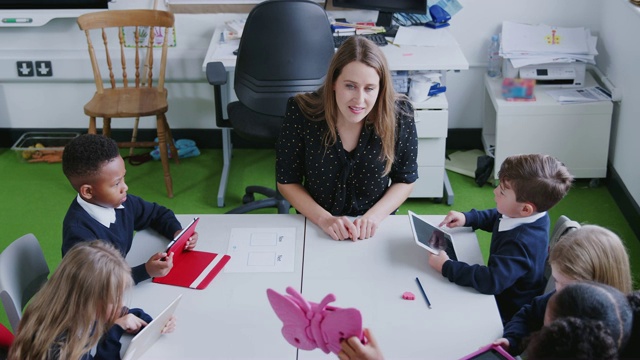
(276, 36, 418, 241)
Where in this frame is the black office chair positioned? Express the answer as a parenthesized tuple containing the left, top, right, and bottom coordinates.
(207, 0, 335, 214)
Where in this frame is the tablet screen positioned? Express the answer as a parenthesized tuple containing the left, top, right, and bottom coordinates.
(408, 211, 457, 260)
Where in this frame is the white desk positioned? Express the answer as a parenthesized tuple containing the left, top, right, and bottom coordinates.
(202, 28, 469, 207)
(124, 214, 306, 360)
(124, 214, 501, 359)
(482, 72, 613, 184)
(300, 215, 503, 359)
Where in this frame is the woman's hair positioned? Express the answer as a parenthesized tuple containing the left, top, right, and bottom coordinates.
(9, 241, 132, 360)
(530, 282, 634, 358)
(550, 225, 633, 293)
(295, 36, 400, 175)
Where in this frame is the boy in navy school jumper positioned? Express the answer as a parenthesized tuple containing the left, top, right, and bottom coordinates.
(428, 154, 573, 323)
(61, 134, 198, 284)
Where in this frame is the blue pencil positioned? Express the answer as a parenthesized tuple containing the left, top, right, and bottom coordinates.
(415, 277, 432, 309)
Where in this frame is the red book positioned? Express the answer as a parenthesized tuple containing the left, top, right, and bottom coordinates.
(153, 217, 231, 290)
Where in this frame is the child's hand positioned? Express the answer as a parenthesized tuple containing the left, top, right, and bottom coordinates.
(439, 211, 466, 228)
(186, 231, 198, 250)
(428, 251, 450, 273)
(338, 328, 384, 360)
(114, 313, 148, 334)
(173, 229, 198, 251)
(146, 252, 174, 278)
(493, 338, 510, 350)
(161, 315, 177, 334)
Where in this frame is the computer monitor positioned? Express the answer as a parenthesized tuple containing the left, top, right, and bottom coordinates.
(331, 0, 427, 29)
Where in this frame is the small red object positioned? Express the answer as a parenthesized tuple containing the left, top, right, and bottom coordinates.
(402, 291, 415, 300)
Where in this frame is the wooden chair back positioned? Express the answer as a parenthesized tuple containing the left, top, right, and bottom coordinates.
(77, 9, 174, 97)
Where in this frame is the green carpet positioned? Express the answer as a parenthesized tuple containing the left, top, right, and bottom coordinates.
(0, 147, 638, 330)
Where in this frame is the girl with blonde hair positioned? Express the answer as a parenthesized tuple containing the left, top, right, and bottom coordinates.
(9, 240, 174, 360)
(497, 224, 633, 355)
(277, 36, 418, 242)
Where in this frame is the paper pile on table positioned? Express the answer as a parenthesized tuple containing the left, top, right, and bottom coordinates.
(500, 21, 598, 68)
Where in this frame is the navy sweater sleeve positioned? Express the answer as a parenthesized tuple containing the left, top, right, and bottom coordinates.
(93, 308, 153, 360)
(62, 194, 182, 284)
(502, 291, 553, 355)
(441, 209, 532, 294)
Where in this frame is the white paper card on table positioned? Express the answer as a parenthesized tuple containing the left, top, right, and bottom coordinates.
(224, 227, 296, 273)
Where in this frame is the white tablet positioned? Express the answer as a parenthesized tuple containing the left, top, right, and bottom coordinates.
(408, 211, 457, 261)
(122, 294, 182, 360)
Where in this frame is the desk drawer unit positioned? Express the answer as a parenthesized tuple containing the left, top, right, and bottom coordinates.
(410, 95, 448, 198)
(482, 73, 613, 182)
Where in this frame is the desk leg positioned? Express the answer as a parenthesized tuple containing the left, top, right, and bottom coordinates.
(217, 128, 232, 207)
(443, 171, 454, 206)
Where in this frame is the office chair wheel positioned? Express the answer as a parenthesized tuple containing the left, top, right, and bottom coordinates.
(242, 193, 256, 204)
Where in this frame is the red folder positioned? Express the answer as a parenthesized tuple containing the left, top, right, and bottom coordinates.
(153, 217, 231, 290)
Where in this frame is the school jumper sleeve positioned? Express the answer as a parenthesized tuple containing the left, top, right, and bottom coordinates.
(502, 291, 553, 355)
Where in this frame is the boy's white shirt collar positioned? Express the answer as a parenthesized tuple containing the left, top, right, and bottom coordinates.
(76, 194, 125, 228)
(498, 211, 546, 232)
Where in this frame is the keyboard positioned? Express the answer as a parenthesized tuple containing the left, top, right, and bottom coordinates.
(333, 33, 388, 48)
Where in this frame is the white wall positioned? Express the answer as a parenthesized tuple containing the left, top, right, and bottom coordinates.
(598, 1, 640, 207)
(0, 0, 638, 206)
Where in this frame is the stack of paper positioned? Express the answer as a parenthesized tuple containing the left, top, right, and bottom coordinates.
(500, 21, 598, 68)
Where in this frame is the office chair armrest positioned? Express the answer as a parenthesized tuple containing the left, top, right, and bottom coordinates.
(206, 62, 227, 86)
(206, 61, 231, 129)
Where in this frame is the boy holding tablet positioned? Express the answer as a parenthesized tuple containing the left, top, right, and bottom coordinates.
(61, 134, 198, 284)
(428, 154, 573, 322)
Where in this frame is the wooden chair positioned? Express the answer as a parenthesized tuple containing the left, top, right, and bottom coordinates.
(77, 9, 179, 198)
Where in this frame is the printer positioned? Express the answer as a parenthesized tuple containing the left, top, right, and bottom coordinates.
(503, 59, 586, 87)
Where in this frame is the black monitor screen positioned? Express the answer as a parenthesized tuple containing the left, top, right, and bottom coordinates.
(332, 0, 427, 27)
(0, 0, 108, 9)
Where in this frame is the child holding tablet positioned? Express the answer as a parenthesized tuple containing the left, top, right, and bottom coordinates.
(496, 225, 633, 355)
(428, 154, 573, 322)
(9, 241, 176, 359)
(61, 134, 198, 284)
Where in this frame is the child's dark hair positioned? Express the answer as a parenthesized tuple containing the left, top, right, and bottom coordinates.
(526, 282, 640, 359)
(498, 154, 573, 211)
(527, 317, 618, 360)
(62, 134, 120, 180)
(619, 291, 640, 359)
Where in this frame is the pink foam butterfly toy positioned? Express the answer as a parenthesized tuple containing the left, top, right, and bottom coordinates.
(266, 286, 364, 355)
